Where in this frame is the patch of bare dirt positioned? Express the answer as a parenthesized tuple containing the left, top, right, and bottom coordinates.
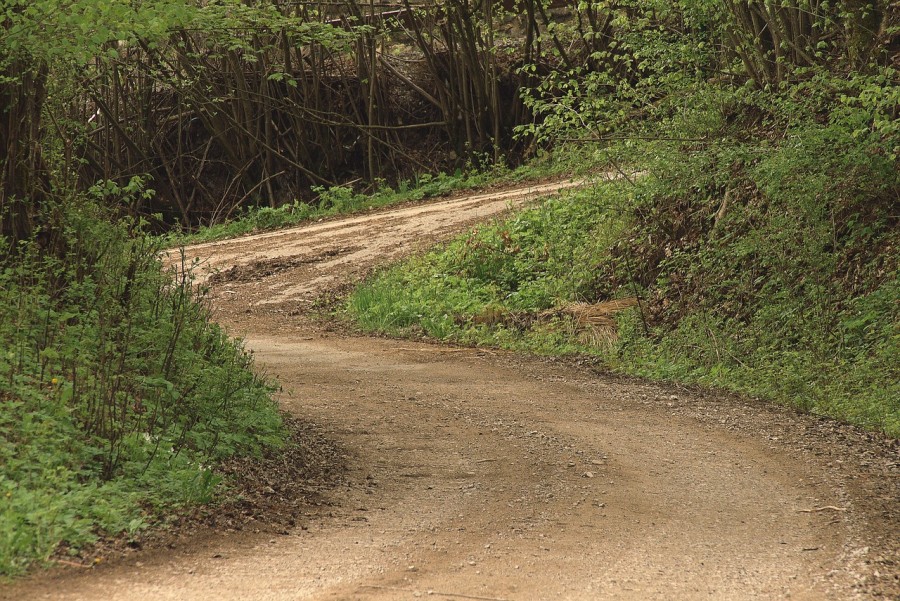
(4, 177, 898, 601)
(208, 247, 361, 285)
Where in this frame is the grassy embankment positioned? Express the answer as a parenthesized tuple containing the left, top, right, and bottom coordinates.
(0, 203, 284, 577)
(347, 97, 899, 436)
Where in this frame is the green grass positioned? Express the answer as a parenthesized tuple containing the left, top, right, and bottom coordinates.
(347, 123, 899, 437)
(348, 178, 633, 351)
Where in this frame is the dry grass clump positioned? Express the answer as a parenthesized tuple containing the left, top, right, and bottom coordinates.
(468, 297, 639, 349)
(541, 297, 638, 348)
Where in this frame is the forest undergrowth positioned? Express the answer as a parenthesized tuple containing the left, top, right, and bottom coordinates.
(0, 200, 285, 577)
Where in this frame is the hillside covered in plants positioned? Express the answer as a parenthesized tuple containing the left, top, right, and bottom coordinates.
(348, 0, 899, 434)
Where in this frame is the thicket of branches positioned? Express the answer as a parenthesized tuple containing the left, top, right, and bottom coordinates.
(2, 0, 897, 238)
(2, 0, 607, 235)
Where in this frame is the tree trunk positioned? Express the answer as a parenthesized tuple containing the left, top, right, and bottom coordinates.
(0, 58, 50, 248)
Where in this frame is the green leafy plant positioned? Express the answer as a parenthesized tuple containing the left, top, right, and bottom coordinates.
(0, 200, 285, 577)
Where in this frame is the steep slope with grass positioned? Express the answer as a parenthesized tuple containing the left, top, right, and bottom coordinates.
(607, 122, 898, 434)
(348, 113, 899, 436)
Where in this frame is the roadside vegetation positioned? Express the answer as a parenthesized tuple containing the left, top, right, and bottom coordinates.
(348, 1, 899, 436)
(0, 198, 284, 577)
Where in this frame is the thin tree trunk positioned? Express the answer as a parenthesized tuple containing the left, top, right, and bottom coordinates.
(0, 59, 50, 247)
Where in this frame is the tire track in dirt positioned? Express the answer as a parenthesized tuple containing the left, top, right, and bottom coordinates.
(6, 178, 897, 601)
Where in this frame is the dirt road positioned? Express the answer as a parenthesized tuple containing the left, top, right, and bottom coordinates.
(7, 180, 898, 600)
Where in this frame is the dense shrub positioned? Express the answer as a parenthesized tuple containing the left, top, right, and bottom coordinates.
(0, 201, 284, 576)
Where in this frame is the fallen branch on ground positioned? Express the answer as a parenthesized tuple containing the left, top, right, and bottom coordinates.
(796, 506, 847, 513)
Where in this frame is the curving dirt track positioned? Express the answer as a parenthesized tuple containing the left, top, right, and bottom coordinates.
(5, 179, 898, 601)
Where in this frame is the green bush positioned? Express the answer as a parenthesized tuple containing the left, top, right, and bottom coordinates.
(0, 202, 284, 577)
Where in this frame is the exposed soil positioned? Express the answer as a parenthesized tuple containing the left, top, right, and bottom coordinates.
(4, 178, 898, 601)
